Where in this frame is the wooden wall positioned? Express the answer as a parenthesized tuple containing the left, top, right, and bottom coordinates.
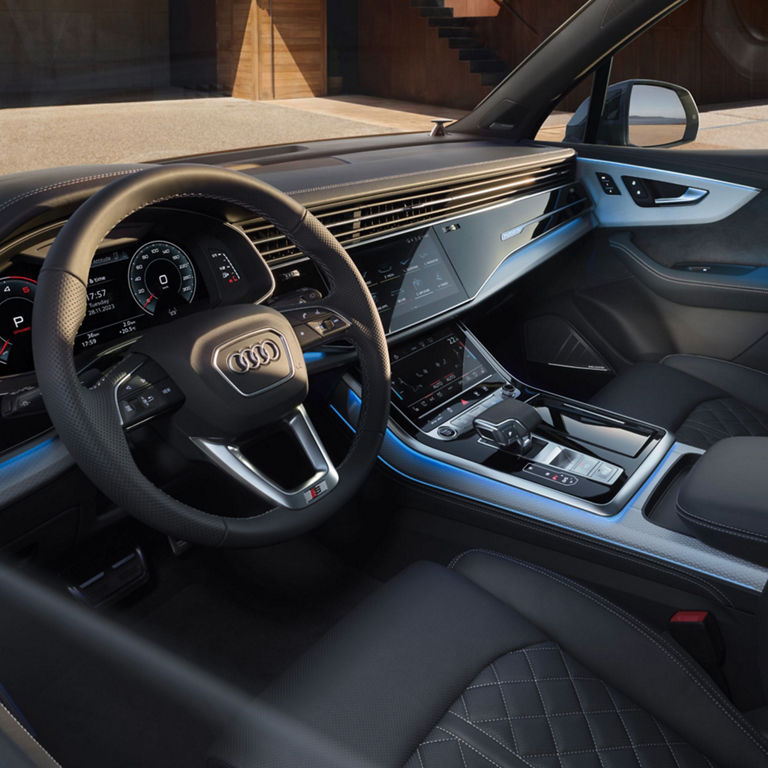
(470, 0, 768, 110)
(358, 0, 493, 109)
(216, 0, 326, 100)
(359, 0, 768, 112)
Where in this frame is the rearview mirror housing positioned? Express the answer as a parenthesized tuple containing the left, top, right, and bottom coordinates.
(565, 79, 699, 147)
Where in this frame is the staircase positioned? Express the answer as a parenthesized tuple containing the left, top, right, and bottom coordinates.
(411, 0, 509, 88)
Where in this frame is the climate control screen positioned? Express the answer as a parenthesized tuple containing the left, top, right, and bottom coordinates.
(390, 328, 496, 426)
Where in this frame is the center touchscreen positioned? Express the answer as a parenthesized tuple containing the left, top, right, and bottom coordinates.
(351, 228, 468, 333)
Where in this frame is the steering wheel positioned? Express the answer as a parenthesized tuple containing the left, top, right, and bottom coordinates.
(32, 165, 390, 547)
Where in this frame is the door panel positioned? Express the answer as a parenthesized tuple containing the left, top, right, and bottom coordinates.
(520, 145, 768, 380)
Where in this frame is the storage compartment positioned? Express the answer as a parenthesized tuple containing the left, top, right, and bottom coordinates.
(643, 453, 700, 535)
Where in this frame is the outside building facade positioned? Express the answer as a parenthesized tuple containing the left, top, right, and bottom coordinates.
(2, 0, 767, 110)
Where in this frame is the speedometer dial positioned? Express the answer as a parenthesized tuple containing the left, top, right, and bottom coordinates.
(128, 241, 196, 317)
(0, 276, 36, 375)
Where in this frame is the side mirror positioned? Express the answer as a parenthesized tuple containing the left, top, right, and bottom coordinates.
(565, 79, 699, 147)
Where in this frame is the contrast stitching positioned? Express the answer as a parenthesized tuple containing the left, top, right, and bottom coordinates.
(0, 168, 142, 214)
(434, 724, 505, 768)
(521, 647, 563, 768)
(444, 711, 537, 768)
(676, 506, 768, 544)
(662, 353, 768, 383)
(447, 507, 732, 605)
(450, 549, 768, 757)
(559, 649, 607, 768)
(0, 699, 61, 768)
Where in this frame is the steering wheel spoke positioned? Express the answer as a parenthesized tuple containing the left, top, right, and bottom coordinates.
(190, 405, 339, 509)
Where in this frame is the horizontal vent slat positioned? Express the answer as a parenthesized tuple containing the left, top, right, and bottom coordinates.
(245, 159, 577, 265)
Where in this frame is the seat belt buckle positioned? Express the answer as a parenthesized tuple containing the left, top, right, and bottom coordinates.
(669, 610, 725, 669)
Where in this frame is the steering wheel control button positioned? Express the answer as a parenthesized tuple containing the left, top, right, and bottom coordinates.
(307, 313, 349, 337)
(116, 359, 184, 428)
(121, 375, 150, 395)
(213, 328, 295, 397)
(292, 324, 322, 348)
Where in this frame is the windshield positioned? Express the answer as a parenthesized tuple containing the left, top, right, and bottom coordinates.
(0, 1, 565, 176)
(7, 1, 768, 176)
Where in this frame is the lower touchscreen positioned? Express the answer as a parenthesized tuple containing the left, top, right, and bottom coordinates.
(390, 328, 497, 427)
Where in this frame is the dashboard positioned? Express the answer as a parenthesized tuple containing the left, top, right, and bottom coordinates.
(0, 142, 594, 461)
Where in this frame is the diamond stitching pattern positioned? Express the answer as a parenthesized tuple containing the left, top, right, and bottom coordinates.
(676, 397, 768, 449)
(404, 642, 719, 768)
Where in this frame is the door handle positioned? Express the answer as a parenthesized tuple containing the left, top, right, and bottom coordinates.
(653, 187, 709, 205)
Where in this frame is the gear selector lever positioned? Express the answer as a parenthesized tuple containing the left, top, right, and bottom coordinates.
(473, 398, 542, 454)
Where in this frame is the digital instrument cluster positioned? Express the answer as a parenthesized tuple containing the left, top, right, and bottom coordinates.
(0, 226, 263, 378)
(75, 240, 203, 356)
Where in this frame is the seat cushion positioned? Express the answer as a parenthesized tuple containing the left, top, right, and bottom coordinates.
(405, 639, 718, 768)
(591, 356, 768, 449)
(216, 551, 768, 768)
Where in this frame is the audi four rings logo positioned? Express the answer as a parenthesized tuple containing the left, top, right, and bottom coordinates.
(226, 340, 282, 373)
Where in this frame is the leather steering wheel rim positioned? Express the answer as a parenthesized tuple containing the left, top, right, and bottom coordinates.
(32, 164, 390, 547)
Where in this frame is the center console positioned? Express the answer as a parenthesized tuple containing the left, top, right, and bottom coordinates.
(385, 323, 665, 514)
(330, 320, 768, 595)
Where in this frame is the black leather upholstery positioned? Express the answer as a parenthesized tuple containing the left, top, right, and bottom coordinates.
(217, 551, 768, 768)
(677, 437, 768, 565)
(591, 355, 768, 449)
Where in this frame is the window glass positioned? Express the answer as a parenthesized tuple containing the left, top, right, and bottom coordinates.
(536, 0, 768, 150)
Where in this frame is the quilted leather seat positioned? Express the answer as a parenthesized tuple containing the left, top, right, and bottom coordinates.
(217, 550, 768, 768)
(591, 354, 768, 449)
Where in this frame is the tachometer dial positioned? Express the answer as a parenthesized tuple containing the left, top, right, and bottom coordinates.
(128, 241, 196, 317)
(0, 276, 36, 375)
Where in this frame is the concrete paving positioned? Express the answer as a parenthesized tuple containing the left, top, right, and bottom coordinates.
(0, 95, 467, 176)
(2, 94, 768, 177)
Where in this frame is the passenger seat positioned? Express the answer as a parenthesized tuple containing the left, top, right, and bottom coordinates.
(591, 354, 768, 449)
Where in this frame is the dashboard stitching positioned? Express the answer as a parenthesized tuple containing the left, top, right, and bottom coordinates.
(283, 153, 574, 196)
(0, 168, 143, 215)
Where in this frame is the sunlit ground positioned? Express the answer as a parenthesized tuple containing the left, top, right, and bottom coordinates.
(2, 95, 767, 176)
(0, 95, 468, 175)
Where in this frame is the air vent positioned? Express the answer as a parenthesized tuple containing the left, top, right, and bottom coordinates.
(245, 159, 576, 265)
